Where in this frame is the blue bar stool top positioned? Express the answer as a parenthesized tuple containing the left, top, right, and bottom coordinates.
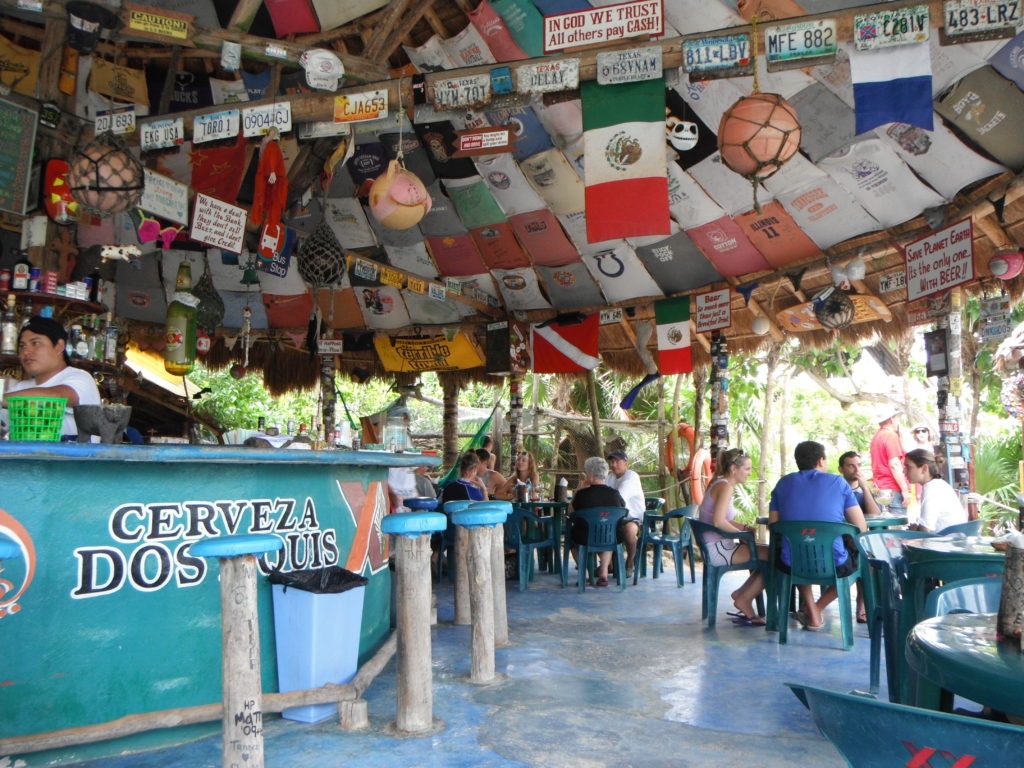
(191, 533, 283, 558)
(451, 508, 507, 528)
(404, 497, 439, 511)
(382, 511, 447, 537)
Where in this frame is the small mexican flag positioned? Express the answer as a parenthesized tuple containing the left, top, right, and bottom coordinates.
(655, 296, 692, 374)
(582, 77, 670, 243)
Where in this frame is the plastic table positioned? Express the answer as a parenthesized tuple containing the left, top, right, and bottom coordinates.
(865, 515, 907, 529)
(514, 501, 568, 573)
(906, 612, 1024, 718)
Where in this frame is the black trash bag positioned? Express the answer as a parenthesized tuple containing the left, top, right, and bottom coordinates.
(268, 566, 368, 594)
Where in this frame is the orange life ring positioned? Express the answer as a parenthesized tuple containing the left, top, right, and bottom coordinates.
(666, 424, 712, 505)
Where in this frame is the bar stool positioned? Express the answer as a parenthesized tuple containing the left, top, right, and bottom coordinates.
(381, 511, 446, 734)
(443, 500, 474, 623)
(450, 506, 508, 684)
(191, 533, 283, 768)
(469, 501, 512, 647)
(404, 497, 439, 511)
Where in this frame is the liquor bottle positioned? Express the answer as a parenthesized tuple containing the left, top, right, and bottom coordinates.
(286, 418, 295, 436)
(85, 316, 99, 361)
(103, 312, 118, 364)
(1, 295, 17, 355)
(293, 423, 311, 444)
(88, 268, 103, 304)
(164, 261, 198, 376)
(19, 298, 32, 327)
(68, 324, 88, 360)
(11, 253, 31, 291)
(257, 416, 266, 432)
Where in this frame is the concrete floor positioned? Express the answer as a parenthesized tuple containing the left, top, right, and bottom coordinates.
(64, 563, 879, 767)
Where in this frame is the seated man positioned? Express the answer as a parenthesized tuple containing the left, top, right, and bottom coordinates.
(569, 456, 625, 587)
(838, 451, 882, 517)
(769, 441, 867, 631)
(605, 450, 644, 578)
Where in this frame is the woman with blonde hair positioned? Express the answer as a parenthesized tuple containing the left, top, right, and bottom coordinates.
(496, 450, 541, 500)
(698, 448, 766, 625)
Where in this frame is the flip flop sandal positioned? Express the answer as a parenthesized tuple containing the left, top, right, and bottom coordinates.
(796, 610, 825, 632)
(857, 612, 868, 624)
(595, 577, 609, 587)
(726, 610, 746, 619)
(732, 616, 767, 626)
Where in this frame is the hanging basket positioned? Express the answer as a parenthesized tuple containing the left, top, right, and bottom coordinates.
(812, 287, 856, 330)
(717, 93, 801, 180)
(67, 132, 145, 217)
(297, 218, 347, 287)
(193, 260, 225, 333)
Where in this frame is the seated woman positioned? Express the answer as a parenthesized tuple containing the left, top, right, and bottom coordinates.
(439, 451, 488, 506)
(495, 450, 541, 500)
(698, 448, 767, 625)
(568, 456, 625, 587)
(474, 448, 506, 499)
(905, 449, 967, 532)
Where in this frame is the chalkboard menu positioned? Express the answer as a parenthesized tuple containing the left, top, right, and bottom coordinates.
(0, 97, 38, 216)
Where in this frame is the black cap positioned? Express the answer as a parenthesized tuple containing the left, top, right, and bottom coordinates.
(66, 1, 118, 54)
(20, 316, 68, 344)
(606, 449, 627, 462)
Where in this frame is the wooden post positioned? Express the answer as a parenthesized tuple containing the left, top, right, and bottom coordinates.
(657, 376, 667, 503)
(466, 526, 496, 683)
(490, 525, 509, 647)
(454, 527, 471, 625)
(218, 554, 265, 768)
(758, 342, 781, 517)
(393, 533, 434, 732)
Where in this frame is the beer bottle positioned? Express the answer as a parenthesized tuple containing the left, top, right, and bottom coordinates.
(164, 261, 198, 376)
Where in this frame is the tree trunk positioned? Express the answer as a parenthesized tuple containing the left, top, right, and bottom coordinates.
(779, 366, 790, 478)
(441, 375, 460, 472)
(669, 373, 684, 509)
(758, 342, 781, 516)
(586, 370, 602, 454)
(657, 376, 667, 502)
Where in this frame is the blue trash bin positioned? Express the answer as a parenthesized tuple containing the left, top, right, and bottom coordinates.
(269, 566, 368, 723)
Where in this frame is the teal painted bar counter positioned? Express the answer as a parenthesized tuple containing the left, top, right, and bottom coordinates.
(0, 443, 438, 765)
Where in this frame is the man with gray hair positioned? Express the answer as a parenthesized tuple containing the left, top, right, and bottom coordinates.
(569, 456, 626, 587)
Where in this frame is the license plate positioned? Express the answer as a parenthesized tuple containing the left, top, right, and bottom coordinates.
(516, 58, 579, 93)
(683, 34, 753, 78)
(431, 73, 491, 109)
(333, 90, 389, 124)
(854, 5, 930, 50)
(596, 46, 661, 85)
(980, 321, 1012, 340)
(193, 109, 240, 144)
(943, 0, 1020, 40)
(877, 269, 907, 293)
(765, 20, 837, 70)
(95, 107, 135, 135)
(242, 102, 292, 138)
(140, 117, 184, 151)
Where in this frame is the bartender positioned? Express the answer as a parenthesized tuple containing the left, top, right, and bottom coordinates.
(2, 316, 101, 439)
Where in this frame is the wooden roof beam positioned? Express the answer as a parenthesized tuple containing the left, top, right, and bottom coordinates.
(362, 0, 414, 60)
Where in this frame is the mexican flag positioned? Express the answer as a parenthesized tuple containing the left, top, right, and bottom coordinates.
(655, 296, 692, 374)
(582, 78, 669, 243)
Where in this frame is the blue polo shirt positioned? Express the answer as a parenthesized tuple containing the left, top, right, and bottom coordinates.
(769, 470, 858, 566)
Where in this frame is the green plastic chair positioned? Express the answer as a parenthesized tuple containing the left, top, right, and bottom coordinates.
(937, 519, 984, 536)
(770, 520, 860, 650)
(634, 505, 696, 587)
(786, 682, 1024, 768)
(561, 506, 627, 592)
(688, 518, 766, 627)
(644, 497, 665, 513)
(504, 507, 560, 591)
(922, 575, 1002, 619)
(855, 529, 934, 697)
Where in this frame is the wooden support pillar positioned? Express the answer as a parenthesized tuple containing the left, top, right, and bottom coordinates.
(586, 370, 602, 454)
(381, 510, 445, 735)
(454, 526, 471, 626)
(466, 526, 496, 682)
(490, 525, 509, 647)
(393, 533, 435, 732)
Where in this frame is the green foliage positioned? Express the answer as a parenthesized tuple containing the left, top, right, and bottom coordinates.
(973, 427, 1023, 530)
